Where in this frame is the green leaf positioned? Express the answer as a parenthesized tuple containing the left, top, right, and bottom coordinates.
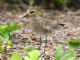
(0, 45, 5, 54)
(62, 49, 76, 60)
(0, 36, 5, 43)
(7, 41, 14, 48)
(24, 45, 40, 60)
(3, 33, 9, 41)
(55, 44, 77, 60)
(24, 45, 36, 53)
(28, 50, 40, 60)
(55, 44, 64, 60)
(6, 23, 21, 32)
(68, 40, 80, 49)
(0, 25, 6, 34)
(0, 33, 9, 43)
(24, 56, 30, 60)
(9, 53, 22, 60)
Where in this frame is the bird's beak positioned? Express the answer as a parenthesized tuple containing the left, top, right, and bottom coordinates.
(23, 14, 29, 18)
(19, 13, 29, 19)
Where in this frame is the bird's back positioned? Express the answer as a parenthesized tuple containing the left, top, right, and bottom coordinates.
(31, 16, 63, 35)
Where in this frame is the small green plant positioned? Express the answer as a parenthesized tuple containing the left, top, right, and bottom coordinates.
(24, 45, 45, 60)
(55, 39, 80, 60)
(9, 45, 45, 60)
(55, 44, 76, 60)
(10, 44, 80, 60)
(0, 23, 21, 54)
(68, 39, 80, 49)
(9, 53, 22, 60)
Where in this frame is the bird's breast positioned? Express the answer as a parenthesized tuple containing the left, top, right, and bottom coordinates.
(31, 20, 52, 35)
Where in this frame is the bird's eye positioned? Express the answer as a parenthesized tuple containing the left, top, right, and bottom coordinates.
(30, 11, 34, 14)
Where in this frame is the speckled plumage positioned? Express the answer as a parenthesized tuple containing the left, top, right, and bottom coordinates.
(21, 7, 64, 55)
(31, 16, 61, 35)
(23, 7, 64, 36)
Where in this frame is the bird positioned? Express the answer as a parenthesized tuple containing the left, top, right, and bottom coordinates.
(21, 7, 65, 55)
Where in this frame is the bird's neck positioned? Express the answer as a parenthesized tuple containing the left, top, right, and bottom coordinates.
(31, 17, 39, 23)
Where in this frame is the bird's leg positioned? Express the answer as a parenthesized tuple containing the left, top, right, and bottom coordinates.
(44, 35, 48, 54)
(39, 34, 42, 50)
(39, 35, 48, 58)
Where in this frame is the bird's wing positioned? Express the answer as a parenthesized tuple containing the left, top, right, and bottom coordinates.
(42, 17, 60, 30)
(36, 17, 59, 32)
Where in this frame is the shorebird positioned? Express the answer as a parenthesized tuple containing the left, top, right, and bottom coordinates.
(21, 7, 64, 54)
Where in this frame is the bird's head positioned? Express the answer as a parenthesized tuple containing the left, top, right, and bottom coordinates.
(21, 7, 43, 19)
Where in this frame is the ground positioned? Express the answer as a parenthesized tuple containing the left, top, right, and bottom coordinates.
(0, 10, 80, 60)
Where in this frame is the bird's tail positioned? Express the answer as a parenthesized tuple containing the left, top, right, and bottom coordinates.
(58, 23, 65, 27)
